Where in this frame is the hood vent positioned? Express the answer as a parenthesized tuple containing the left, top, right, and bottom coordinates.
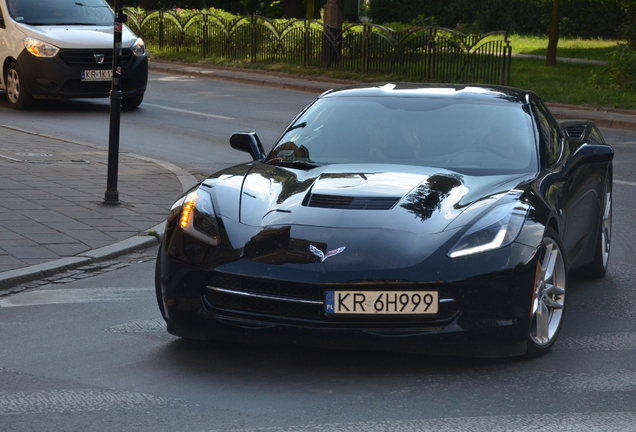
(564, 125, 586, 139)
(306, 194, 401, 210)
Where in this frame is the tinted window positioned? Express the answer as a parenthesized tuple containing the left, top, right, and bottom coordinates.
(268, 96, 538, 175)
(589, 127, 605, 145)
(7, 0, 113, 25)
(532, 100, 561, 167)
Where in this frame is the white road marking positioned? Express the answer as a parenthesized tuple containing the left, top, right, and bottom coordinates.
(615, 179, 636, 187)
(0, 288, 148, 307)
(143, 102, 235, 120)
(202, 412, 636, 432)
(0, 389, 183, 415)
(556, 332, 636, 351)
(105, 318, 166, 333)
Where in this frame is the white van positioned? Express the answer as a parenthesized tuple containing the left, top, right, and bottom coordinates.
(0, 0, 147, 109)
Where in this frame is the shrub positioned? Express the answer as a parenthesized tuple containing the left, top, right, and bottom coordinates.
(608, 43, 636, 89)
(368, 0, 628, 38)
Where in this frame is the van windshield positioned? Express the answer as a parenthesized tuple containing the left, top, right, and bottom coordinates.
(7, 0, 113, 26)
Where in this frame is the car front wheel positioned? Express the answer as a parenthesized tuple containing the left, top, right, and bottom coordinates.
(5, 62, 33, 110)
(526, 227, 567, 357)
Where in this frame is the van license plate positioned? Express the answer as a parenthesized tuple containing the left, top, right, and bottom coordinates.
(82, 70, 112, 81)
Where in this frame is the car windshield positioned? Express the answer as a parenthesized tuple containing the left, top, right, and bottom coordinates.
(7, 0, 113, 26)
(267, 96, 538, 175)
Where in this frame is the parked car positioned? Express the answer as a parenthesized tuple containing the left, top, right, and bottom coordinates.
(0, 0, 147, 109)
(155, 83, 614, 358)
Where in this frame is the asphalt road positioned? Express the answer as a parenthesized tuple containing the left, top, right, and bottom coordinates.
(0, 71, 318, 176)
(1, 73, 636, 431)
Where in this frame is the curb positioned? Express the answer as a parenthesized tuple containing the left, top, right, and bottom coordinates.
(148, 60, 355, 94)
(0, 227, 162, 292)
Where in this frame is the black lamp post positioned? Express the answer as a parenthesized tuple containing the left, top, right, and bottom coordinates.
(103, 0, 126, 206)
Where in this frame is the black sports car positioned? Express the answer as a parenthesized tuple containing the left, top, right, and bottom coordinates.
(155, 84, 614, 357)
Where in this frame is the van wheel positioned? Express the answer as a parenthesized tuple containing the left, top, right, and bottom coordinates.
(5, 62, 33, 110)
(122, 94, 144, 109)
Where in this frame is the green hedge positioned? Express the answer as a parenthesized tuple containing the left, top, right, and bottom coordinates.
(369, 0, 630, 39)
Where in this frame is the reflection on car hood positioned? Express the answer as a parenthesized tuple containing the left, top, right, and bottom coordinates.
(208, 163, 532, 235)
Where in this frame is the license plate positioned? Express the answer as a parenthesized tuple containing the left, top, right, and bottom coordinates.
(325, 290, 438, 315)
(82, 70, 112, 81)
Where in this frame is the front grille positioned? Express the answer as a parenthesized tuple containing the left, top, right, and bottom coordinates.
(204, 272, 457, 323)
(306, 194, 401, 210)
(208, 272, 321, 300)
(206, 289, 322, 319)
(58, 49, 134, 69)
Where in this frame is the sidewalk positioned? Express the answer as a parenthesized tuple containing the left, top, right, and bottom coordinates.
(0, 125, 197, 291)
(2, 60, 636, 292)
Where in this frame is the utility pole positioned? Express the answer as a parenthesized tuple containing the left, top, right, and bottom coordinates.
(103, 0, 126, 206)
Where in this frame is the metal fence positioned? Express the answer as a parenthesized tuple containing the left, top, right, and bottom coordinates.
(125, 9, 512, 85)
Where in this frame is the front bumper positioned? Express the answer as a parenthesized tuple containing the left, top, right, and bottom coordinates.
(157, 238, 541, 358)
(17, 48, 147, 99)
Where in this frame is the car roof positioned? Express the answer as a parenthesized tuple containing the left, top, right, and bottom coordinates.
(320, 83, 532, 105)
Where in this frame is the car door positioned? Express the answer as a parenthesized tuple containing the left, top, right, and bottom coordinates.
(534, 98, 603, 269)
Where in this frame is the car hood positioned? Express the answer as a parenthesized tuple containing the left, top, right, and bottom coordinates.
(15, 24, 139, 49)
(209, 163, 532, 235)
(193, 163, 536, 274)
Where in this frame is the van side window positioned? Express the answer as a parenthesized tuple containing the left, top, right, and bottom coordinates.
(532, 100, 562, 167)
(0, 7, 5, 29)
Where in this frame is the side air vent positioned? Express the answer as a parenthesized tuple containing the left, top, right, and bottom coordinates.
(564, 125, 586, 139)
(306, 194, 400, 210)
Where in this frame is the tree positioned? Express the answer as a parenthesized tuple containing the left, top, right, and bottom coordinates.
(546, 0, 559, 66)
(283, 0, 304, 18)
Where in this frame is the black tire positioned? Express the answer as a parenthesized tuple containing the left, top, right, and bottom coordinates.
(122, 94, 144, 109)
(155, 244, 167, 320)
(582, 177, 612, 279)
(5, 62, 34, 110)
(526, 227, 567, 358)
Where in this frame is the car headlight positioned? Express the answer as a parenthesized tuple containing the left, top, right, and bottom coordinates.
(131, 38, 146, 56)
(23, 37, 59, 58)
(179, 187, 220, 246)
(448, 202, 529, 258)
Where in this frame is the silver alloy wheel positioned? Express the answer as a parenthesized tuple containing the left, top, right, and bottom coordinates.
(601, 185, 612, 268)
(6, 68, 21, 104)
(530, 237, 566, 346)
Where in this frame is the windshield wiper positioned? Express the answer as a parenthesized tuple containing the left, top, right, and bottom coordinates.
(54, 22, 99, 25)
(285, 122, 307, 133)
(267, 160, 321, 170)
(75, 2, 110, 6)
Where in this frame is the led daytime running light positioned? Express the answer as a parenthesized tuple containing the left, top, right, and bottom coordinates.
(180, 198, 196, 229)
(179, 189, 220, 246)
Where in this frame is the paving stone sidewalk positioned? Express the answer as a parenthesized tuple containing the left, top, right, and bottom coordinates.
(0, 125, 190, 287)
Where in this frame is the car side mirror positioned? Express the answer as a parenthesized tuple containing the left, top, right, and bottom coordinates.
(572, 144, 614, 164)
(230, 132, 266, 161)
(562, 144, 614, 178)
